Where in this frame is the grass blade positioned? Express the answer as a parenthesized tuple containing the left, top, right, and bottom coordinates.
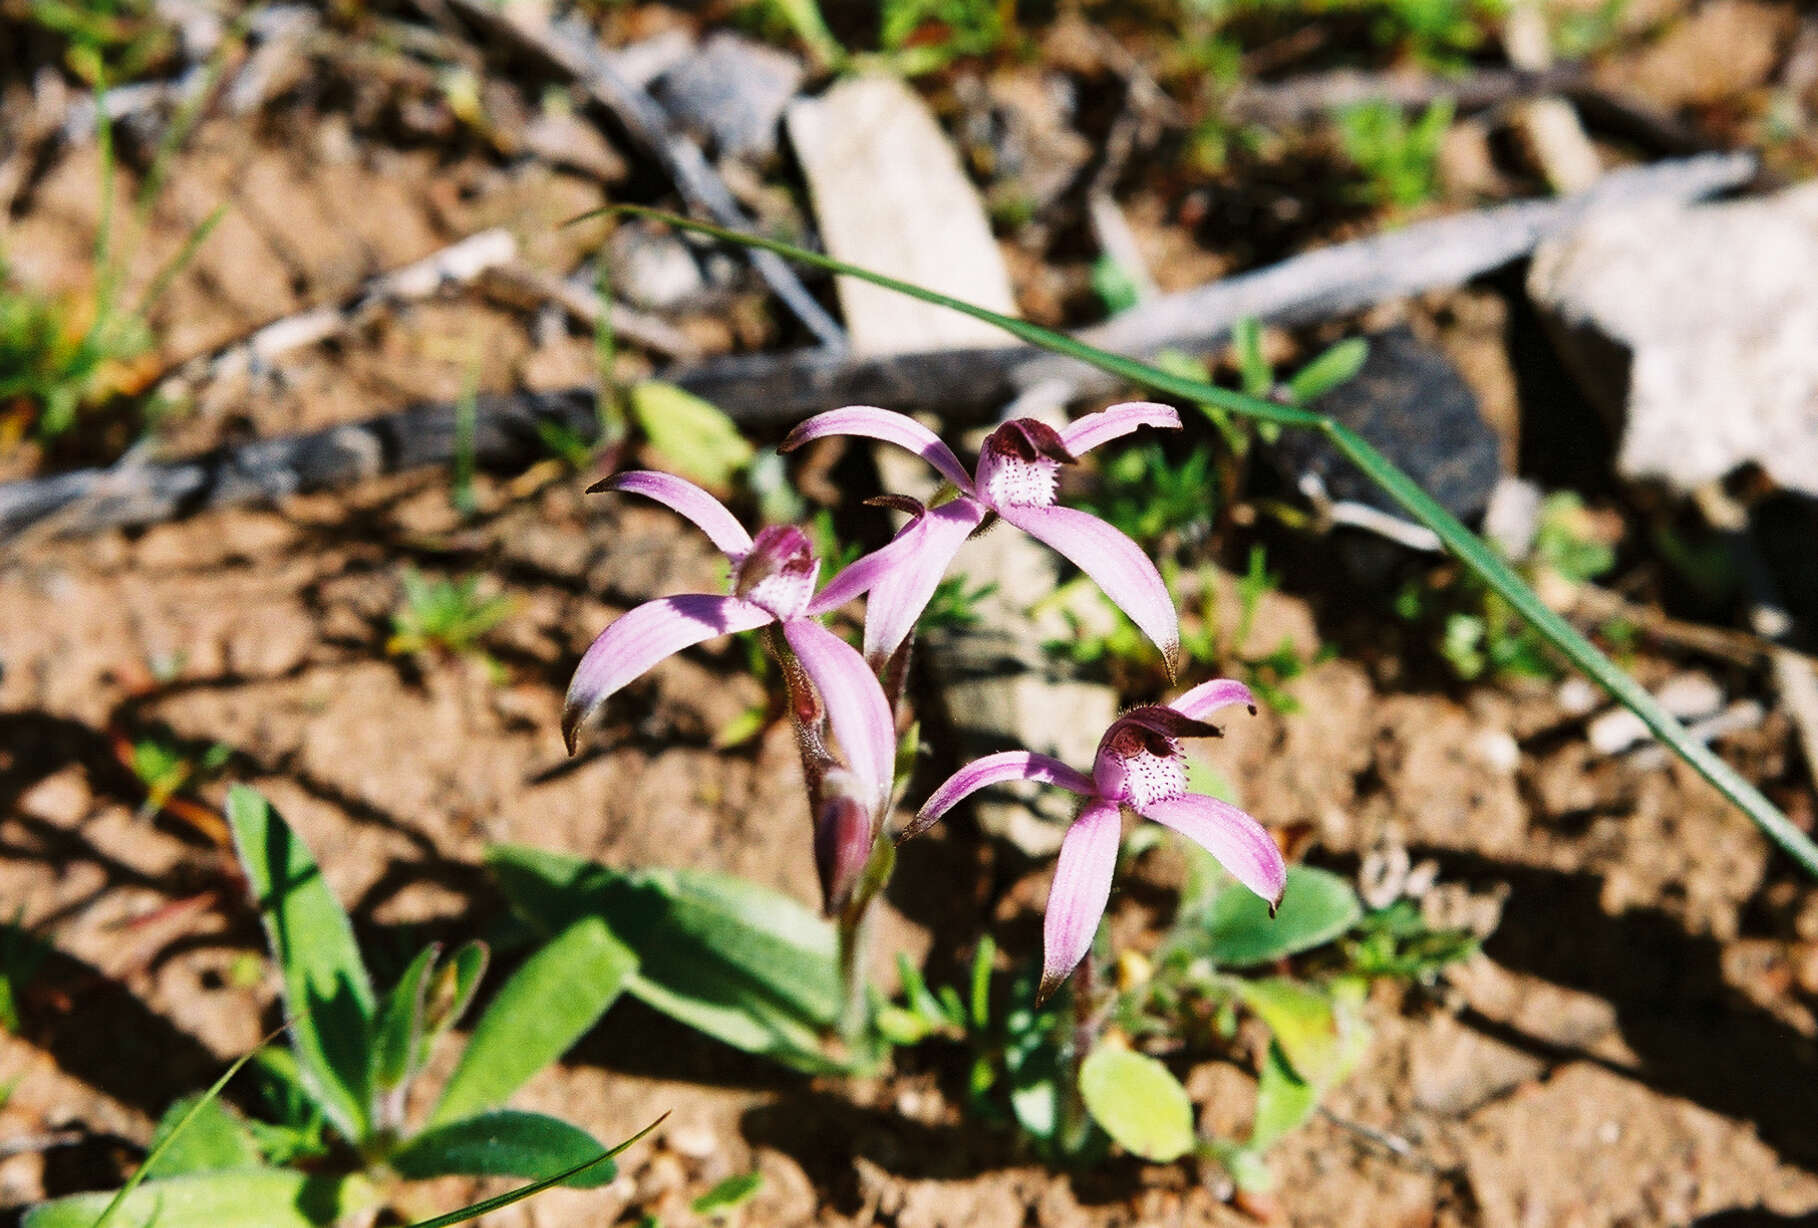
(576, 205, 1818, 879)
(88, 1028, 277, 1228)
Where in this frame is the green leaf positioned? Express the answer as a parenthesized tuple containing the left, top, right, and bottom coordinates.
(1285, 338, 1369, 404)
(1195, 866, 1363, 968)
(392, 1110, 616, 1188)
(487, 846, 845, 1073)
(1078, 1045, 1196, 1162)
(1236, 977, 1370, 1089)
(372, 944, 440, 1096)
(399, 1114, 665, 1228)
(1232, 316, 1272, 399)
(629, 381, 754, 490)
(225, 785, 374, 1145)
(24, 1170, 376, 1228)
(1249, 1040, 1319, 1153)
(691, 1172, 763, 1216)
(140, 1096, 262, 1180)
(431, 917, 634, 1127)
(580, 206, 1818, 882)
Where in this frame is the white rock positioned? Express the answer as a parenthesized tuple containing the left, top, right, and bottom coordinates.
(1529, 183, 1818, 496)
(787, 76, 1018, 356)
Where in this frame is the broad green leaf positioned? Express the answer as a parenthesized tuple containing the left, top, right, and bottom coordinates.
(585, 206, 1818, 882)
(140, 1096, 262, 1179)
(431, 917, 634, 1127)
(1237, 977, 1370, 1089)
(24, 1170, 376, 1228)
(400, 1113, 665, 1228)
(372, 944, 440, 1095)
(392, 1110, 616, 1188)
(1078, 1045, 1196, 1162)
(1195, 866, 1363, 968)
(1249, 1040, 1319, 1153)
(691, 1172, 763, 1216)
(226, 786, 374, 1144)
(629, 381, 754, 490)
(486, 846, 845, 1073)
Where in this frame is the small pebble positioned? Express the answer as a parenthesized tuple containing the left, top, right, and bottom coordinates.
(666, 1121, 717, 1160)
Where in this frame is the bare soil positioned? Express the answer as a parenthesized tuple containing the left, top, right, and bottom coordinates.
(4, 8, 1818, 1226)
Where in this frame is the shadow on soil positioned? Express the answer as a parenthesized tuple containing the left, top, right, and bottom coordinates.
(1423, 848, 1818, 1172)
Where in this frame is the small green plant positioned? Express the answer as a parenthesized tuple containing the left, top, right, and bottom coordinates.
(118, 733, 231, 820)
(921, 573, 998, 632)
(386, 569, 516, 672)
(877, 0, 1013, 73)
(1333, 97, 1455, 211)
(874, 858, 1474, 1183)
(22, 0, 176, 85)
(24, 787, 639, 1227)
(1077, 441, 1220, 555)
(0, 28, 226, 445)
(1365, 0, 1503, 68)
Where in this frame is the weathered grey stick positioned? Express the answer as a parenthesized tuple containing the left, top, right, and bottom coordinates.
(431, 0, 847, 351)
(0, 152, 1754, 542)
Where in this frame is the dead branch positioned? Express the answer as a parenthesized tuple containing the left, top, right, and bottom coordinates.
(430, 0, 847, 350)
(0, 151, 1755, 543)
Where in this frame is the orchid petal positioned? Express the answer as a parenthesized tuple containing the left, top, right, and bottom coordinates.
(904, 749, 1096, 842)
(998, 503, 1181, 677)
(1059, 401, 1181, 455)
(805, 502, 945, 616)
(1039, 798, 1123, 1002)
(783, 619, 897, 810)
(590, 471, 753, 558)
(1138, 793, 1287, 908)
(563, 594, 774, 752)
(858, 499, 989, 666)
(781, 406, 975, 494)
(1169, 678, 1258, 722)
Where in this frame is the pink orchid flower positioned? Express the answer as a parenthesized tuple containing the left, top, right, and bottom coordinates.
(562, 471, 903, 824)
(906, 678, 1286, 1000)
(780, 402, 1183, 673)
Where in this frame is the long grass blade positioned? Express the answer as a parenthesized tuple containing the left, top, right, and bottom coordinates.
(576, 204, 1818, 879)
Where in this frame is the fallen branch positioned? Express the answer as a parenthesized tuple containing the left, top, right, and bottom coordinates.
(430, 0, 847, 350)
(0, 152, 1755, 542)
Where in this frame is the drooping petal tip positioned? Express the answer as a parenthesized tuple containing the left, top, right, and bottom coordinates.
(562, 594, 774, 755)
(586, 470, 755, 558)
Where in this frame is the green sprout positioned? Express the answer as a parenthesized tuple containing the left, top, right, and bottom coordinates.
(386, 569, 516, 674)
(1334, 97, 1455, 212)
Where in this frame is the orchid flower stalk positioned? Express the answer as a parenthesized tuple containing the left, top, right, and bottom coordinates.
(780, 402, 1185, 677)
(908, 679, 1287, 1001)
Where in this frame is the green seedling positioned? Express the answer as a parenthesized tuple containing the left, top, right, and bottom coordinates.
(25, 787, 639, 1227)
(1334, 97, 1455, 212)
(386, 569, 516, 674)
(921, 573, 998, 632)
